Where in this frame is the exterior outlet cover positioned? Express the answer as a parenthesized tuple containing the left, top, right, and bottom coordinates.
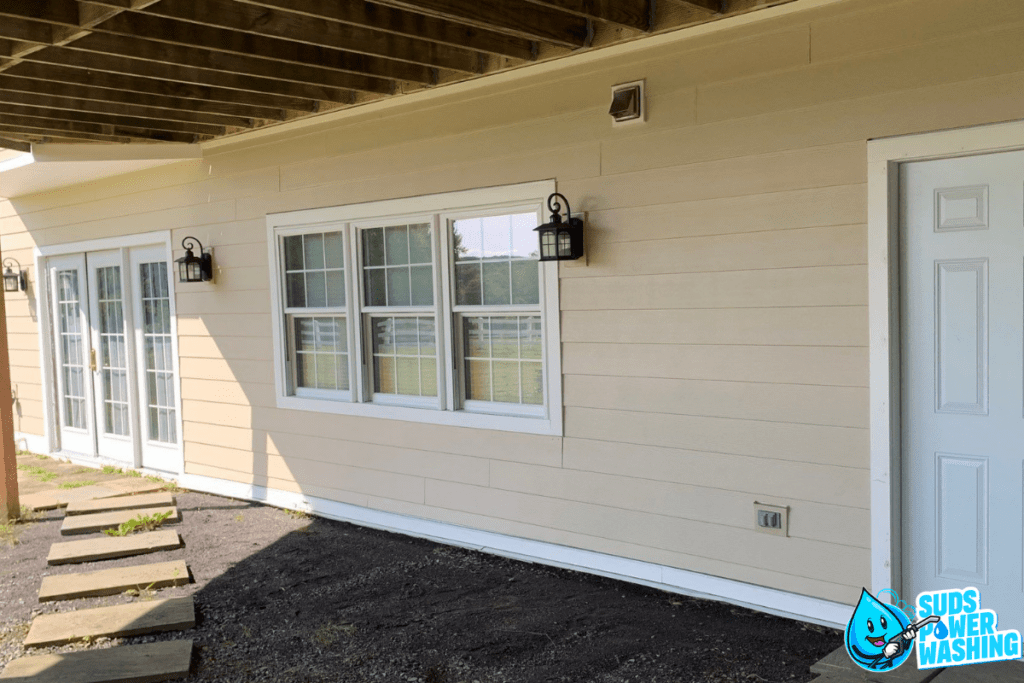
(753, 502, 789, 537)
(610, 79, 645, 127)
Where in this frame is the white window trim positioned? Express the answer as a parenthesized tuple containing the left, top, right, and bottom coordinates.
(266, 180, 563, 436)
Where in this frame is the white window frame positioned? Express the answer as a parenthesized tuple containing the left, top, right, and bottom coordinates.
(266, 180, 563, 436)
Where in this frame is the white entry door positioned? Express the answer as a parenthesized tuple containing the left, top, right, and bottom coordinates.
(902, 149, 1024, 630)
(47, 245, 182, 473)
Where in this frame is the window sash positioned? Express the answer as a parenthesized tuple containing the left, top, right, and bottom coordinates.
(268, 186, 561, 434)
(287, 314, 351, 400)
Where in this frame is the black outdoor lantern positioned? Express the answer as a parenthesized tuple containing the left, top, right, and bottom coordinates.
(2, 258, 26, 293)
(534, 192, 584, 261)
(175, 236, 213, 283)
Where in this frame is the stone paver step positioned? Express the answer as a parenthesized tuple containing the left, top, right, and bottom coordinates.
(0, 639, 192, 682)
(932, 659, 1024, 682)
(20, 479, 166, 512)
(48, 530, 182, 565)
(38, 560, 190, 602)
(24, 597, 195, 648)
(810, 647, 942, 683)
(60, 506, 180, 536)
(65, 492, 176, 516)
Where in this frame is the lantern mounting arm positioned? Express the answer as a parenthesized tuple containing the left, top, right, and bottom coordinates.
(547, 192, 572, 224)
(182, 236, 204, 253)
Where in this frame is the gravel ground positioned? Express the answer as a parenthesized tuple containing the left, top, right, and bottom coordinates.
(1, 476, 842, 682)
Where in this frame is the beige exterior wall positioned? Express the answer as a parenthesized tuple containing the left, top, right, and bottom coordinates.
(3, 0, 1023, 607)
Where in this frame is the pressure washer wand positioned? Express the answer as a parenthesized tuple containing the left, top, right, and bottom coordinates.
(882, 615, 941, 659)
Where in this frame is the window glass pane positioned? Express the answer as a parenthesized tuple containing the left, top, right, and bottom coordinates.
(305, 271, 327, 308)
(317, 354, 338, 390)
(482, 261, 511, 306)
(452, 218, 483, 260)
(363, 228, 385, 267)
(386, 268, 411, 307)
(511, 260, 539, 305)
(492, 361, 520, 403)
(522, 362, 543, 405)
(461, 315, 543, 407)
(314, 318, 339, 353)
(410, 266, 433, 306)
(365, 269, 386, 307)
(324, 231, 344, 269)
(293, 316, 348, 392)
(286, 273, 305, 308)
(371, 316, 436, 398)
(520, 316, 542, 359)
(303, 233, 325, 271)
(284, 236, 304, 270)
(408, 224, 432, 264)
(385, 226, 409, 266)
(481, 215, 511, 258)
(393, 317, 418, 356)
(511, 213, 539, 259)
(465, 359, 491, 402)
(326, 270, 346, 307)
(464, 317, 489, 357)
(455, 263, 481, 306)
(140, 262, 176, 443)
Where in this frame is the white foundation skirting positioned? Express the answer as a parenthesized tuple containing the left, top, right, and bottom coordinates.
(176, 471, 854, 629)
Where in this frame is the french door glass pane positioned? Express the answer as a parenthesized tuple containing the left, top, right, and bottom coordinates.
(463, 315, 543, 405)
(140, 262, 176, 443)
(56, 269, 87, 429)
(97, 266, 129, 436)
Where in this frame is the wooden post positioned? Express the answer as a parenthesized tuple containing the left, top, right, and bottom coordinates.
(0, 244, 19, 522)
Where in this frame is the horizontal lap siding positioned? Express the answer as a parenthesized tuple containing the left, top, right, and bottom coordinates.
(4, 0, 1024, 608)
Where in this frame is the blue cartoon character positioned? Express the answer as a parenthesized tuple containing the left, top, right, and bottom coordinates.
(844, 589, 941, 671)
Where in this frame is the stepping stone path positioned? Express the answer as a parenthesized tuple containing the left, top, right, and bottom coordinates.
(1, 475, 195, 682)
(60, 506, 180, 536)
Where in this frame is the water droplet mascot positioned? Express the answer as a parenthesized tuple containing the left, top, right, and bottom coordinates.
(844, 589, 941, 671)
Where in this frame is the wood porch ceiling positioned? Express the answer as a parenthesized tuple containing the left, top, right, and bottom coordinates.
(0, 0, 791, 148)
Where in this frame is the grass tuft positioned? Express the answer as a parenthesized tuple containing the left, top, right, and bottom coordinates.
(16, 464, 57, 482)
(103, 510, 173, 537)
(57, 480, 99, 489)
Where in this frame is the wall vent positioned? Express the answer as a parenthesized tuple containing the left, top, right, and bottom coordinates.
(609, 79, 645, 127)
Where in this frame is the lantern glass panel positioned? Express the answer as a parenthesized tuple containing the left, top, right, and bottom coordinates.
(4, 272, 18, 292)
(540, 231, 557, 260)
(558, 231, 572, 257)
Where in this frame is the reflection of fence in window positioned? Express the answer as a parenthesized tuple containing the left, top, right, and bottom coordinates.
(372, 316, 437, 397)
(464, 315, 542, 405)
(294, 317, 348, 391)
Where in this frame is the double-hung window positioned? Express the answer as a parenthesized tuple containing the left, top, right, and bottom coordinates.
(267, 182, 562, 435)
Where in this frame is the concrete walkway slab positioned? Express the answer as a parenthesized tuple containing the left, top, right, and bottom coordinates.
(38, 560, 190, 602)
(0, 639, 192, 682)
(47, 530, 182, 565)
(24, 597, 195, 647)
(60, 507, 180, 536)
(65, 492, 176, 516)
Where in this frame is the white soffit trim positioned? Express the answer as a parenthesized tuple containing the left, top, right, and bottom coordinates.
(0, 143, 202, 199)
(177, 471, 853, 629)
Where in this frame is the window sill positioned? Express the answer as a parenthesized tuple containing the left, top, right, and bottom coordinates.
(276, 393, 561, 436)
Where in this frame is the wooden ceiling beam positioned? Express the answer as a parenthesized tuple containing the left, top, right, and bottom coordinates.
(0, 137, 31, 153)
(65, 32, 399, 93)
(0, 73, 281, 123)
(0, 123, 132, 144)
(4, 60, 317, 113)
(0, 16, 54, 44)
(112, 0, 494, 72)
(0, 114, 203, 144)
(0, 102, 227, 137)
(0, 81, 254, 128)
(526, 0, 651, 30)
(10, 47, 357, 105)
(368, 0, 590, 48)
(90, 12, 437, 83)
(0, 0, 82, 27)
(228, 0, 533, 61)
(668, 0, 721, 11)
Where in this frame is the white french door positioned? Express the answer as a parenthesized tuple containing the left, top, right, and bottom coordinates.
(47, 245, 181, 473)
